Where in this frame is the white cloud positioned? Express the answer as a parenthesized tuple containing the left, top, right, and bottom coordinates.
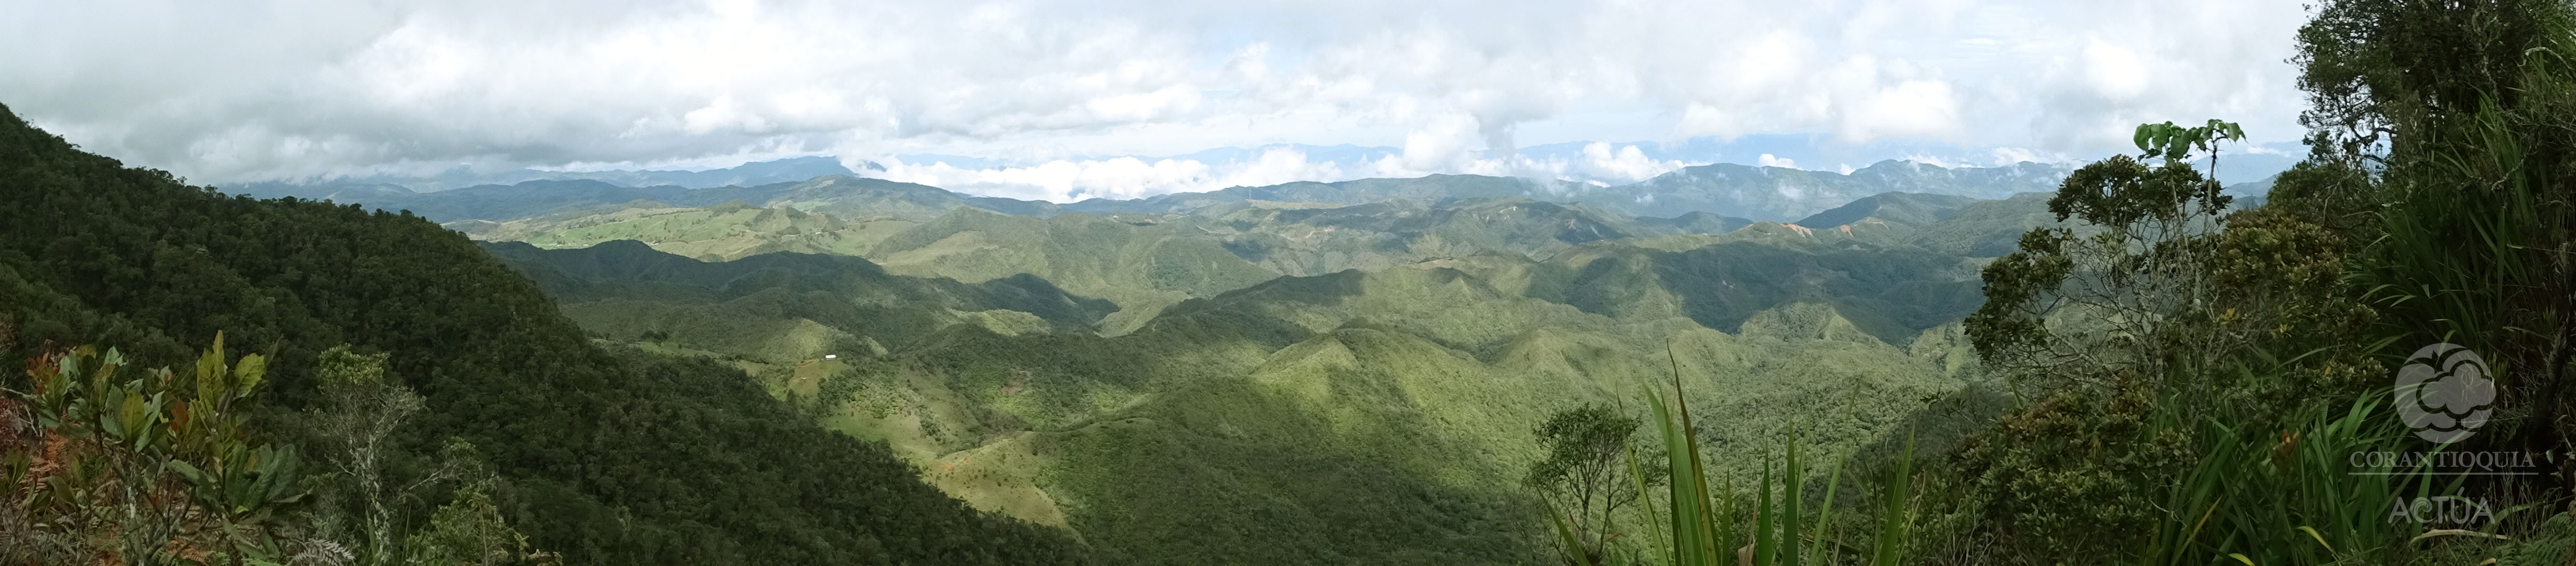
(865, 139, 1693, 200)
(1844, 80, 1962, 140)
(1899, 153, 1966, 169)
(1577, 142, 1684, 180)
(873, 147, 1359, 202)
(1987, 146, 2051, 165)
(2083, 38, 2151, 100)
(1757, 154, 1797, 168)
(0, 0, 2317, 199)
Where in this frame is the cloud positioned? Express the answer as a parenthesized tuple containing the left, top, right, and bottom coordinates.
(2083, 39, 2151, 100)
(873, 146, 1354, 202)
(1987, 146, 2051, 165)
(866, 139, 1690, 200)
(0, 0, 2315, 198)
(1577, 142, 1683, 181)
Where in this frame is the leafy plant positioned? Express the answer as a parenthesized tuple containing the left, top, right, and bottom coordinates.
(1, 333, 306, 565)
(1590, 351, 1918, 566)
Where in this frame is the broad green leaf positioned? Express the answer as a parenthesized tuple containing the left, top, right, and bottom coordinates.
(169, 459, 208, 484)
(232, 353, 267, 398)
(198, 331, 229, 387)
(117, 390, 146, 440)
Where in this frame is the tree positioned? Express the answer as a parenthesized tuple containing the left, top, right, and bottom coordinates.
(1927, 1, 2576, 562)
(1968, 119, 2245, 401)
(1525, 404, 1644, 566)
(307, 345, 536, 566)
(1954, 121, 2266, 559)
(399, 453, 560, 566)
(309, 345, 423, 566)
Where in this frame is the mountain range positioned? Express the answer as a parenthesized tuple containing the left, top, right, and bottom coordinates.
(412, 153, 2067, 563)
(237, 157, 2075, 224)
(232, 155, 873, 194)
(5, 99, 2148, 565)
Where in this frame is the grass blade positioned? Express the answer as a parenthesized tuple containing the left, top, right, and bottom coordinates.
(1871, 429, 1913, 566)
(1649, 385, 1711, 566)
(1784, 430, 1802, 566)
(1627, 441, 1669, 563)
(1549, 503, 1600, 566)
(1756, 463, 1776, 566)
(1813, 451, 1848, 564)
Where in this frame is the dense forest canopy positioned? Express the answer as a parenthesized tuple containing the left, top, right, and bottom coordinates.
(0, 102, 1088, 565)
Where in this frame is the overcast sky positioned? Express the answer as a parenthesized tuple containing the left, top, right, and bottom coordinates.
(1, 0, 2315, 201)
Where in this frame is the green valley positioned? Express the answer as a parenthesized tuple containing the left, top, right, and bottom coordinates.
(475, 173, 2030, 563)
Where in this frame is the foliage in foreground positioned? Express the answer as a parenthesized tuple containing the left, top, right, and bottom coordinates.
(1912, 0, 2576, 563)
(0, 335, 556, 566)
(1, 336, 303, 564)
(1553, 366, 1919, 566)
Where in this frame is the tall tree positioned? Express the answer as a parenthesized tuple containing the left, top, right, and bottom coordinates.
(1967, 120, 2245, 407)
(1526, 404, 1645, 565)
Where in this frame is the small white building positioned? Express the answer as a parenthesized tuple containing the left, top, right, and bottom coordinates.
(823, 354, 838, 360)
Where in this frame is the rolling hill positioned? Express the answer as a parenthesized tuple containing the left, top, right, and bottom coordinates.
(199, 105, 2075, 566)
(486, 202, 2008, 563)
(1559, 160, 2066, 221)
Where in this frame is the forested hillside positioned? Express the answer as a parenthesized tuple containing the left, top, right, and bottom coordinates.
(0, 103, 1088, 565)
(485, 202, 2001, 564)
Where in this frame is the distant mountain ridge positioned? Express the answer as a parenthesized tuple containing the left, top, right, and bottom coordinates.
(896, 137, 2301, 188)
(234, 158, 2069, 225)
(234, 155, 871, 194)
(1792, 192, 1984, 229)
(1573, 160, 2068, 221)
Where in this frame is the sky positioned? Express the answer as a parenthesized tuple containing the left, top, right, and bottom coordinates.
(1, 0, 2317, 202)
